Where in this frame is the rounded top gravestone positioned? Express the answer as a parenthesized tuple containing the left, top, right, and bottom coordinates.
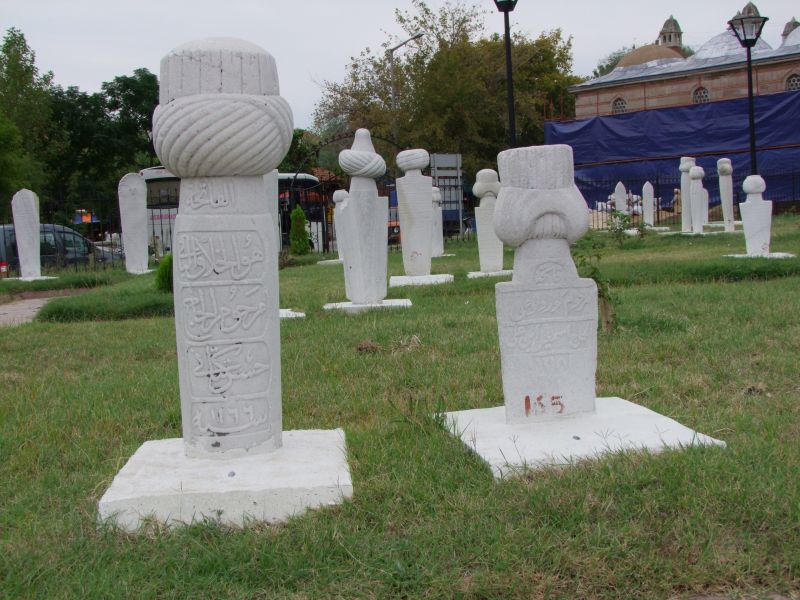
(152, 37, 293, 178)
(690, 166, 705, 180)
(473, 169, 500, 199)
(717, 158, 733, 176)
(743, 174, 766, 195)
(333, 189, 348, 204)
(396, 149, 429, 174)
(679, 156, 696, 173)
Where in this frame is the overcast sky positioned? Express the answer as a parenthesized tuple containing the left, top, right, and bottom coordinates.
(2, 0, 797, 128)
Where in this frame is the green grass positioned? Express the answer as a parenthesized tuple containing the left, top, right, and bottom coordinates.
(2, 218, 800, 598)
(0, 268, 132, 303)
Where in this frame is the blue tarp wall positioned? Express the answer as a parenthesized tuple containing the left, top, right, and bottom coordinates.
(545, 90, 800, 208)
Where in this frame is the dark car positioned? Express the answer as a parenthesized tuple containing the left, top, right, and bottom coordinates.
(0, 224, 115, 274)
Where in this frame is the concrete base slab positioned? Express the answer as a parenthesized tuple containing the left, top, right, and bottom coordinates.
(724, 252, 796, 259)
(98, 429, 352, 531)
(279, 308, 306, 319)
(317, 259, 342, 265)
(708, 221, 742, 227)
(645, 226, 671, 232)
(129, 269, 156, 275)
(445, 397, 725, 479)
(322, 298, 412, 314)
(467, 270, 513, 279)
(432, 253, 456, 258)
(660, 230, 743, 236)
(389, 274, 454, 287)
(6, 276, 57, 281)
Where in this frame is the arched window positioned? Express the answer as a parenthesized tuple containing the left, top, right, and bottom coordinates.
(611, 97, 627, 115)
(786, 73, 800, 91)
(692, 87, 710, 104)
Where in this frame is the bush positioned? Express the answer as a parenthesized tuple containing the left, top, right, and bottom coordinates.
(289, 205, 310, 255)
(155, 253, 173, 293)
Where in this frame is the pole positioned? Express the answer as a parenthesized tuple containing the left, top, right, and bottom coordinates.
(389, 50, 398, 145)
(503, 10, 516, 147)
(746, 45, 758, 175)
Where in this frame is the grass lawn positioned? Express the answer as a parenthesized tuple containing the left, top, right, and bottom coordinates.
(1, 217, 799, 598)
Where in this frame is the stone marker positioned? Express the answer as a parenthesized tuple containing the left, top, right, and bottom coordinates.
(431, 187, 445, 257)
(717, 159, 735, 232)
(613, 181, 628, 214)
(118, 173, 150, 274)
(445, 144, 725, 478)
(740, 175, 773, 256)
(642, 181, 655, 227)
(468, 168, 510, 279)
(690, 166, 706, 234)
(264, 169, 281, 255)
(99, 38, 351, 530)
(324, 130, 410, 311)
(11, 189, 43, 280)
(679, 156, 695, 232)
(332, 189, 351, 295)
(395, 149, 433, 276)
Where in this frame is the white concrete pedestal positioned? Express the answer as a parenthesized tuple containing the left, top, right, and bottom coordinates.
(279, 308, 306, 319)
(322, 298, 412, 314)
(724, 252, 796, 259)
(317, 258, 343, 266)
(389, 274, 454, 287)
(466, 270, 512, 279)
(432, 253, 455, 258)
(445, 397, 725, 479)
(98, 429, 352, 531)
(7, 276, 57, 282)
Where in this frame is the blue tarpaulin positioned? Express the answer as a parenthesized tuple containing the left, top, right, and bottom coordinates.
(544, 91, 800, 208)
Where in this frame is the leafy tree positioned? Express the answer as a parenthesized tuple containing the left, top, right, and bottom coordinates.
(289, 205, 310, 255)
(313, 1, 578, 176)
(592, 46, 631, 78)
(278, 129, 320, 174)
(102, 68, 159, 166)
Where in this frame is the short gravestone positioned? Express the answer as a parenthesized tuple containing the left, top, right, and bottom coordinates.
(118, 173, 150, 274)
(613, 181, 628, 214)
(11, 189, 51, 281)
(445, 144, 725, 478)
(726, 175, 795, 259)
(323, 129, 410, 312)
(389, 149, 453, 287)
(642, 181, 655, 227)
(468, 168, 510, 279)
(717, 159, 736, 232)
(98, 37, 350, 530)
(679, 156, 695, 232)
(430, 187, 446, 257)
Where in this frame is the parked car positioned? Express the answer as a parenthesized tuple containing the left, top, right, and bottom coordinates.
(0, 224, 116, 274)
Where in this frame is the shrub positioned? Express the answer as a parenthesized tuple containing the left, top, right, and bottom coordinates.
(155, 253, 173, 293)
(289, 205, 310, 255)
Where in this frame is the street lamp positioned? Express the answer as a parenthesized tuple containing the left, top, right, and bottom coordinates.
(494, 0, 518, 148)
(728, 6, 768, 175)
(387, 32, 424, 145)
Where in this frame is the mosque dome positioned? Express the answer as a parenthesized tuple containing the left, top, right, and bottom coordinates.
(617, 44, 684, 68)
(784, 22, 800, 47)
(689, 28, 771, 60)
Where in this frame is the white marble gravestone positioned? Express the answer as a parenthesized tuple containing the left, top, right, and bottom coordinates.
(445, 145, 725, 478)
(264, 169, 281, 255)
(468, 168, 510, 279)
(395, 149, 433, 276)
(718, 159, 735, 232)
(11, 189, 45, 280)
(725, 175, 794, 259)
(690, 166, 706, 234)
(430, 187, 445, 257)
(642, 181, 655, 227)
(118, 173, 150, 274)
(323, 129, 410, 312)
(98, 38, 351, 530)
(613, 181, 628, 214)
(679, 157, 695, 232)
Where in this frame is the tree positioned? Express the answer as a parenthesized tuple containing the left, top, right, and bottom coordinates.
(101, 68, 159, 166)
(278, 129, 320, 174)
(592, 46, 632, 78)
(289, 205, 310, 255)
(313, 1, 579, 176)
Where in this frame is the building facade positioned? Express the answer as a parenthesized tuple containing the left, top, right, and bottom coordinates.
(571, 4, 800, 119)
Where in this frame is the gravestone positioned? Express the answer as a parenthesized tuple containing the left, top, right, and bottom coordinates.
(395, 149, 433, 276)
(324, 130, 410, 312)
(468, 168, 510, 279)
(679, 157, 695, 232)
(613, 181, 628, 214)
(11, 189, 42, 280)
(430, 187, 445, 257)
(642, 181, 655, 227)
(739, 175, 773, 256)
(445, 144, 725, 477)
(717, 159, 735, 232)
(690, 166, 706, 234)
(118, 173, 150, 274)
(264, 169, 281, 255)
(98, 37, 351, 530)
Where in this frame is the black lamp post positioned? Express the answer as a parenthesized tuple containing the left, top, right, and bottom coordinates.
(494, 0, 518, 147)
(728, 8, 768, 175)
